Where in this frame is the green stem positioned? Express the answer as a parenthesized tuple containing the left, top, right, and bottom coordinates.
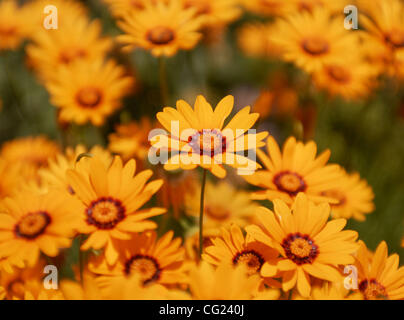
(158, 57, 168, 106)
(199, 169, 208, 259)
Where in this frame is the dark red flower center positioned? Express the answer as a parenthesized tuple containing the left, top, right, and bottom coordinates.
(282, 233, 318, 265)
(124, 254, 161, 285)
(86, 197, 125, 229)
(15, 211, 51, 239)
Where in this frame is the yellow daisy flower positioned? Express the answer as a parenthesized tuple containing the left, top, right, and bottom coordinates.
(66, 155, 165, 265)
(108, 118, 155, 161)
(117, 0, 204, 57)
(60, 274, 105, 300)
(95, 273, 189, 300)
(102, 0, 148, 17)
(0, 136, 60, 183)
(39, 145, 113, 194)
(289, 0, 349, 13)
(312, 58, 379, 100)
(203, 224, 281, 289)
(241, 0, 289, 16)
(22, 281, 64, 300)
(294, 282, 362, 300)
(320, 170, 375, 221)
(158, 170, 198, 218)
(0, 191, 80, 268)
(46, 59, 134, 126)
(24, 0, 88, 33)
(361, 0, 404, 52)
(26, 17, 112, 82)
(0, 0, 31, 51)
(185, 181, 258, 230)
(89, 231, 187, 287)
(355, 240, 404, 300)
(246, 193, 359, 297)
(237, 22, 283, 59)
(0, 259, 46, 300)
(244, 136, 342, 205)
(182, 0, 241, 28)
(151, 95, 268, 178)
(0, 159, 22, 199)
(270, 8, 360, 73)
(188, 261, 261, 299)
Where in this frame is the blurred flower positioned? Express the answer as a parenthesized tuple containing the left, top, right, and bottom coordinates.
(0, 136, 60, 183)
(39, 145, 113, 194)
(152, 95, 268, 178)
(117, 0, 204, 57)
(240, 0, 289, 16)
(244, 136, 342, 205)
(295, 282, 362, 300)
(95, 273, 189, 300)
(182, 0, 241, 28)
(361, 0, 404, 51)
(270, 8, 360, 73)
(46, 59, 134, 126)
(0, 159, 22, 199)
(89, 231, 187, 288)
(108, 118, 154, 161)
(60, 274, 105, 300)
(354, 240, 404, 300)
(26, 17, 112, 82)
(188, 261, 261, 299)
(24, 0, 88, 34)
(320, 170, 375, 221)
(66, 156, 165, 265)
(0, 259, 46, 300)
(185, 181, 257, 229)
(203, 224, 281, 289)
(289, 0, 349, 13)
(246, 193, 359, 297)
(237, 22, 283, 59)
(0, 191, 79, 268)
(103, 0, 150, 17)
(0, 0, 31, 51)
(312, 59, 378, 100)
(158, 170, 198, 217)
(21, 281, 64, 300)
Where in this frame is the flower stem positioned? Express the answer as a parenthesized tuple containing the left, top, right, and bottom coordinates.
(158, 56, 168, 106)
(199, 169, 208, 259)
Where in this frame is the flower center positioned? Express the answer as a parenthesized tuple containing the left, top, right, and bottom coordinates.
(282, 233, 318, 265)
(205, 205, 230, 221)
(146, 26, 175, 45)
(7, 279, 25, 300)
(0, 25, 17, 37)
(273, 171, 306, 196)
(359, 279, 388, 300)
(124, 254, 161, 285)
(385, 31, 404, 48)
(130, 0, 145, 9)
(86, 197, 126, 230)
(326, 65, 351, 83)
(15, 211, 51, 239)
(233, 250, 265, 275)
(59, 47, 87, 64)
(302, 37, 329, 55)
(76, 87, 103, 108)
(321, 189, 346, 207)
(188, 129, 227, 157)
